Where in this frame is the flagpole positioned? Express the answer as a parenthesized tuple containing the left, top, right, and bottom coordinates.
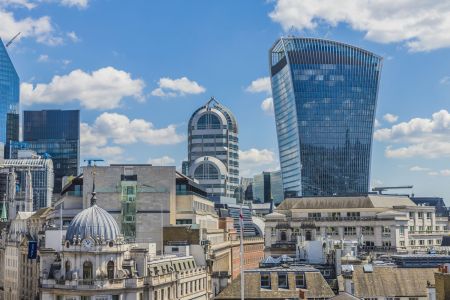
(239, 203, 245, 300)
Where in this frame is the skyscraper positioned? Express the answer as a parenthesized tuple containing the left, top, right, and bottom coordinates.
(0, 39, 20, 156)
(187, 97, 239, 202)
(17, 110, 80, 192)
(252, 171, 283, 204)
(270, 37, 382, 197)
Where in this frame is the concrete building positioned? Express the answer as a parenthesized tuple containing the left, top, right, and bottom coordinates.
(83, 164, 176, 252)
(186, 97, 239, 203)
(215, 264, 334, 299)
(264, 195, 450, 257)
(435, 264, 450, 300)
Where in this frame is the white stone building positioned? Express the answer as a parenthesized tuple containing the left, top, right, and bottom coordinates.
(264, 195, 450, 257)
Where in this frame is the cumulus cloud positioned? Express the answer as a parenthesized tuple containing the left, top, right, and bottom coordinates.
(0, 9, 63, 45)
(0, 0, 36, 9)
(37, 54, 49, 62)
(261, 97, 274, 115)
(239, 148, 279, 177)
(246, 77, 271, 94)
(269, 0, 450, 52)
(60, 0, 88, 8)
(375, 110, 450, 158)
(374, 119, 381, 128)
(21, 67, 145, 109)
(409, 166, 430, 172)
(66, 31, 80, 42)
(383, 113, 398, 123)
(148, 156, 176, 166)
(151, 77, 205, 97)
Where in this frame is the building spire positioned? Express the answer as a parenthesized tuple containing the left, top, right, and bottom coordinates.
(0, 194, 7, 222)
(90, 167, 97, 206)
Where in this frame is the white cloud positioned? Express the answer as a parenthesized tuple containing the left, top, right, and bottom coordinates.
(409, 166, 430, 172)
(21, 66, 145, 109)
(440, 169, 450, 176)
(440, 76, 450, 85)
(151, 77, 205, 97)
(0, 9, 62, 46)
(375, 110, 450, 158)
(83, 112, 185, 146)
(374, 119, 381, 128)
(0, 0, 36, 9)
(246, 77, 271, 94)
(269, 0, 450, 52)
(60, 0, 88, 8)
(428, 171, 439, 176)
(148, 156, 176, 166)
(261, 97, 274, 115)
(37, 54, 48, 62)
(239, 148, 279, 177)
(383, 113, 398, 123)
(66, 31, 80, 42)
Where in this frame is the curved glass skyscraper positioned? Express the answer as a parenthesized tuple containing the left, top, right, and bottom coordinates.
(270, 37, 382, 197)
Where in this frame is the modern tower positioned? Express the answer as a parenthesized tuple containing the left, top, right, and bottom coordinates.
(187, 97, 239, 202)
(252, 171, 283, 204)
(269, 37, 382, 197)
(17, 109, 80, 193)
(0, 39, 20, 156)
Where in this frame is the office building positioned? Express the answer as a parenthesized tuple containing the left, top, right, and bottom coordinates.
(187, 97, 239, 202)
(252, 171, 283, 204)
(16, 109, 80, 192)
(0, 39, 20, 156)
(269, 37, 382, 197)
(264, 195, 449, 257)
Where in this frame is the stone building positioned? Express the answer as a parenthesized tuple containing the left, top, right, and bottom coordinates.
(40, 189, 209, 299)
(265, 195, 450, 257)
(215, 264, 334, 299)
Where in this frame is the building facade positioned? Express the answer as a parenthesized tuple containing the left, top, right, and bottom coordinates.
(187, 97, 239, 202)
(269, 37, 383, 197)
(252, 171, 283, 204)
(0, 39, 20, 154)
(16, 109, 80, 193)
(264, 195, 450, 257)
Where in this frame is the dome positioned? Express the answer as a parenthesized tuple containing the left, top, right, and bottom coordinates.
(65, 197, 120, 244)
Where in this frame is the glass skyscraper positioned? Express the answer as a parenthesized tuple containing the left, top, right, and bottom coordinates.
(15, 110, 80, 193)
(0, 39, 19, 149)
(270, 37, 382, 197)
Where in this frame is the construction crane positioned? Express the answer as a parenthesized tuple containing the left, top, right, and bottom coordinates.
(84, 158, 104, 167)
(372, 186, 413, 195)
(5, 32, 21, 48)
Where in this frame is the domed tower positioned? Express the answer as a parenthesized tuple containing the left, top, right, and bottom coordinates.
(187, 97, 239, 202)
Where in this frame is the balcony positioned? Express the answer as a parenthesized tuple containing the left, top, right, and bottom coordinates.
(290, 216, 378, 222)
(40, 277, 145, 290)
(408, 230, 449, 236)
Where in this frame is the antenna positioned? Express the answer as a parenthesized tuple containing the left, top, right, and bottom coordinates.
(5, 32, 21, 48)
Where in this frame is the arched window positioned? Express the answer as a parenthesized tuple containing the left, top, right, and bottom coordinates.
(107, 261, 115, 279)
(83, 261, 93, 280)
(197, 114, 221, 129)
(194, 163, 219, 180)
(65, 260, 71, 280)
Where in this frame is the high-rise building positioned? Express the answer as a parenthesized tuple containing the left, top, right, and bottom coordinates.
(187, 97, 239, 202)
(15, 110, 80, 192)
(0, 39, 20, 156)
(252, 171, 283, 204)
(270, 37, 382, 197)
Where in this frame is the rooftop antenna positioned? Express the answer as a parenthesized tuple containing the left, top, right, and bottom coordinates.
(5, 32, 21, 48)
(84, 158, 104, 167)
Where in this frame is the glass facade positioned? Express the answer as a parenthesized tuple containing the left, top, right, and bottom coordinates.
(270, 38, 382, 197)
(19, 110, 80, 192)
(252, 171, 284, 204)
(0, 39, 19, 145)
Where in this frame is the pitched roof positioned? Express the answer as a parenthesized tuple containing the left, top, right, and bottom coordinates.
(352, 266, 436, 297)
(277, 195, 415, 210)
(330, 292, 361, 300)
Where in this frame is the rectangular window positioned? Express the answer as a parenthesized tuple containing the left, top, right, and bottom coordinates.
(331, 212, 341, 218)
(410, 240, 416, 246)
(418, 212, 424, 219)
(419, 240, 425, 245)
(400, 241, 405, 246)
(427, 212, 432, 219)
(428, 240, 433, 245)
(409, 226, 415, 232)
(382, 241, 391, 247)
(382, 226, 391, 234)
(409, 212, 414, 219)
(399, 226, 405, 236)
(308, 212, 321, 219)
(260, 273, 271, 289)
(344, 227, 356, 236)
(347, 212, 360, 218)
(362, 226, 374, 235)
(295, 273, 305, 287)
(278, 273, 288, 289)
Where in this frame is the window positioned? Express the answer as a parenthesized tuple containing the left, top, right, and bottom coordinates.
(418, 212, 424, 219)
(107, 261, 115, 279)
(308, 212, 321, 219)
(427, 226, 432, 232)
(410, 240, 416, 245)
(382, 226, 391, 234)
(436, 226, 441, 231)
(331, 212, 341, 218)
(280, 231, 287, 241)
(362, 226, 374, 235)
(347, 212, 360, 218)
(419, 240, 425, 245)
(278, 273, 288, 289)
(344, 227, 356, 236)
(295, 273, 305, 287)
(400, 241, 405, 247)
(383, 241, 391, 247)
(428, 240, 433, 245)
(83, 261, 93, 281)
(399, 226, 405, 236)
(409, 212, 414, 219)
(260, 273, 271, 289)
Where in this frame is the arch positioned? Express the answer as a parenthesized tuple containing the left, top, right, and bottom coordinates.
(107, 261, 115, 279)
(83, 261, 93, 280)
(197, 113, 221, 129)
(193, 163, 219, 180)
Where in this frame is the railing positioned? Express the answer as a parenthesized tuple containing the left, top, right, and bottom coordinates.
(41, 277, 145, 290)
(290, 216, 379, 222)
(409, 230, 449, 235)
(358, 246, 397, 251)
(271, 242, 296, 250)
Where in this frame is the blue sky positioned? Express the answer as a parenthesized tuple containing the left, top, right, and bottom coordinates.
(2, 0, 450, 201)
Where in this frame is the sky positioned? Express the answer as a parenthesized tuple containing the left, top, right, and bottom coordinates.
(1, 0, 450, 201)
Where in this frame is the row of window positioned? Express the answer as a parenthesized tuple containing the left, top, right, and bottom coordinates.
(260, 273, 305, 289)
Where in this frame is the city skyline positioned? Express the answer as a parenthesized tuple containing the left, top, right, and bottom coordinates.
(2, 1, 450, 201)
